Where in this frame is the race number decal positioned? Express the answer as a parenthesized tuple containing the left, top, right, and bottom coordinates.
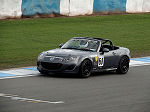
(98, 56, 104, 67)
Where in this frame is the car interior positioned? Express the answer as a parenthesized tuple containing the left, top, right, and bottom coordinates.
(100, 40, 119, 52)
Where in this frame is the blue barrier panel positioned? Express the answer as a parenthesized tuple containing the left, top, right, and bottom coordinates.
(22, 0, 60, 16)
(93, 0, 127, 12)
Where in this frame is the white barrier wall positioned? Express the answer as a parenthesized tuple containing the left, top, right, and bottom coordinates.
(0, 0, 150, 19)
(0, 0, 22, 19)
(142, 0, 150, 12)
(60, 0, 94, 16)
(126, 0, 143, 13)
(69, 0, 94, 16)
(126, 0, 150, 13)
(60, 0, 70, 15)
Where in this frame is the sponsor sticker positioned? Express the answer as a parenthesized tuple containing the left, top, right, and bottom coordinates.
(95, 56, 98, 62)
(98, 56, 104, 67)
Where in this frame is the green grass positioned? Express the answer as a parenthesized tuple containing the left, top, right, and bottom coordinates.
(0, 14, 150, 69)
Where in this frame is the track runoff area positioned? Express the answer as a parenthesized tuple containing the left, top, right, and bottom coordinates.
(0, 57, 150, 79)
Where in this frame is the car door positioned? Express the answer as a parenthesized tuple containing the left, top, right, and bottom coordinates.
(100, 40, 120, 68)
(97, 40, 119, 69)
(102, 50, 119, 68)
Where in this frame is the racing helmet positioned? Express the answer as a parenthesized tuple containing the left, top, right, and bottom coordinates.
(79, 40, 88, 48)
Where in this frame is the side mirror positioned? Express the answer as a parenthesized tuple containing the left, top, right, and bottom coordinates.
(103, 48, 109, 52)
(59, 43, 63, 48)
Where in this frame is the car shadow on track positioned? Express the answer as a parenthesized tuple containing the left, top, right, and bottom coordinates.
(39, 71, 118, 79)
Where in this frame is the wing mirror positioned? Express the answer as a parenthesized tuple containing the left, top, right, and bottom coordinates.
(102, 48, 109, 52)
(59, 43, 63, 48)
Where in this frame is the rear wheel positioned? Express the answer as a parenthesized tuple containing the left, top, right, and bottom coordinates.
(79, 59, 92, 78)
(117, 56, 129, 74)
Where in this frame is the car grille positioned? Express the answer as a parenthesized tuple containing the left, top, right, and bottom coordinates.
(41, 62, 62, 70)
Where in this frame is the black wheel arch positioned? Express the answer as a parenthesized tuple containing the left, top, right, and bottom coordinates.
(79, 58, 93, 78)
(80, 58, 93, 69)
(117, 55, 130, 65)
(121, 55, 130, 61)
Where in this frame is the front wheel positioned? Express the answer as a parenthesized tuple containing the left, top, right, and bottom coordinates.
(79, 59, 92, 78)
(116, 56, 129, 74)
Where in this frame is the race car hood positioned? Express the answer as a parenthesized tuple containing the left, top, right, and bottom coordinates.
(45, 48, 93, 57)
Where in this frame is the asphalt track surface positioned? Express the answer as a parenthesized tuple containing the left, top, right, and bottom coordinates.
(0, 65, 150, 112)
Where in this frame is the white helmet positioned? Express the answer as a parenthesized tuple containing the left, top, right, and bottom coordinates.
(80, 40, 88, 48)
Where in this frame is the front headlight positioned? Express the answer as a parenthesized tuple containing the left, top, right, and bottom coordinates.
(38, 51, 46, 60)
(63, 56, 78, 62)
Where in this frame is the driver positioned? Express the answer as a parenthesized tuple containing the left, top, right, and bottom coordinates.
(79, 40, 88, 48)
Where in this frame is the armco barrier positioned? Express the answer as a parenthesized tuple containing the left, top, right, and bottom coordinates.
(0, 0, 150, 19)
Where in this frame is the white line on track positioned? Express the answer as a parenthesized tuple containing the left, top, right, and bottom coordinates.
(0, 93, 64, 104)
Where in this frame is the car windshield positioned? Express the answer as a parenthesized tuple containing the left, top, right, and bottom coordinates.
(61, 39, 99, 52)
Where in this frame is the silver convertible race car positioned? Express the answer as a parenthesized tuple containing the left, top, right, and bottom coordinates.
(37, 37, 130, 78)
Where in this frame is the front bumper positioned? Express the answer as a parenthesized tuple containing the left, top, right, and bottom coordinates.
(37, 61, 80, 74)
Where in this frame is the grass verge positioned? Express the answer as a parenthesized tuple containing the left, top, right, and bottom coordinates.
(0, 14, 150, 69)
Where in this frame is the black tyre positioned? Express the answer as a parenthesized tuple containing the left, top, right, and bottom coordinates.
(117, 56, 129, 74)
(79, 59, 92, 78)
